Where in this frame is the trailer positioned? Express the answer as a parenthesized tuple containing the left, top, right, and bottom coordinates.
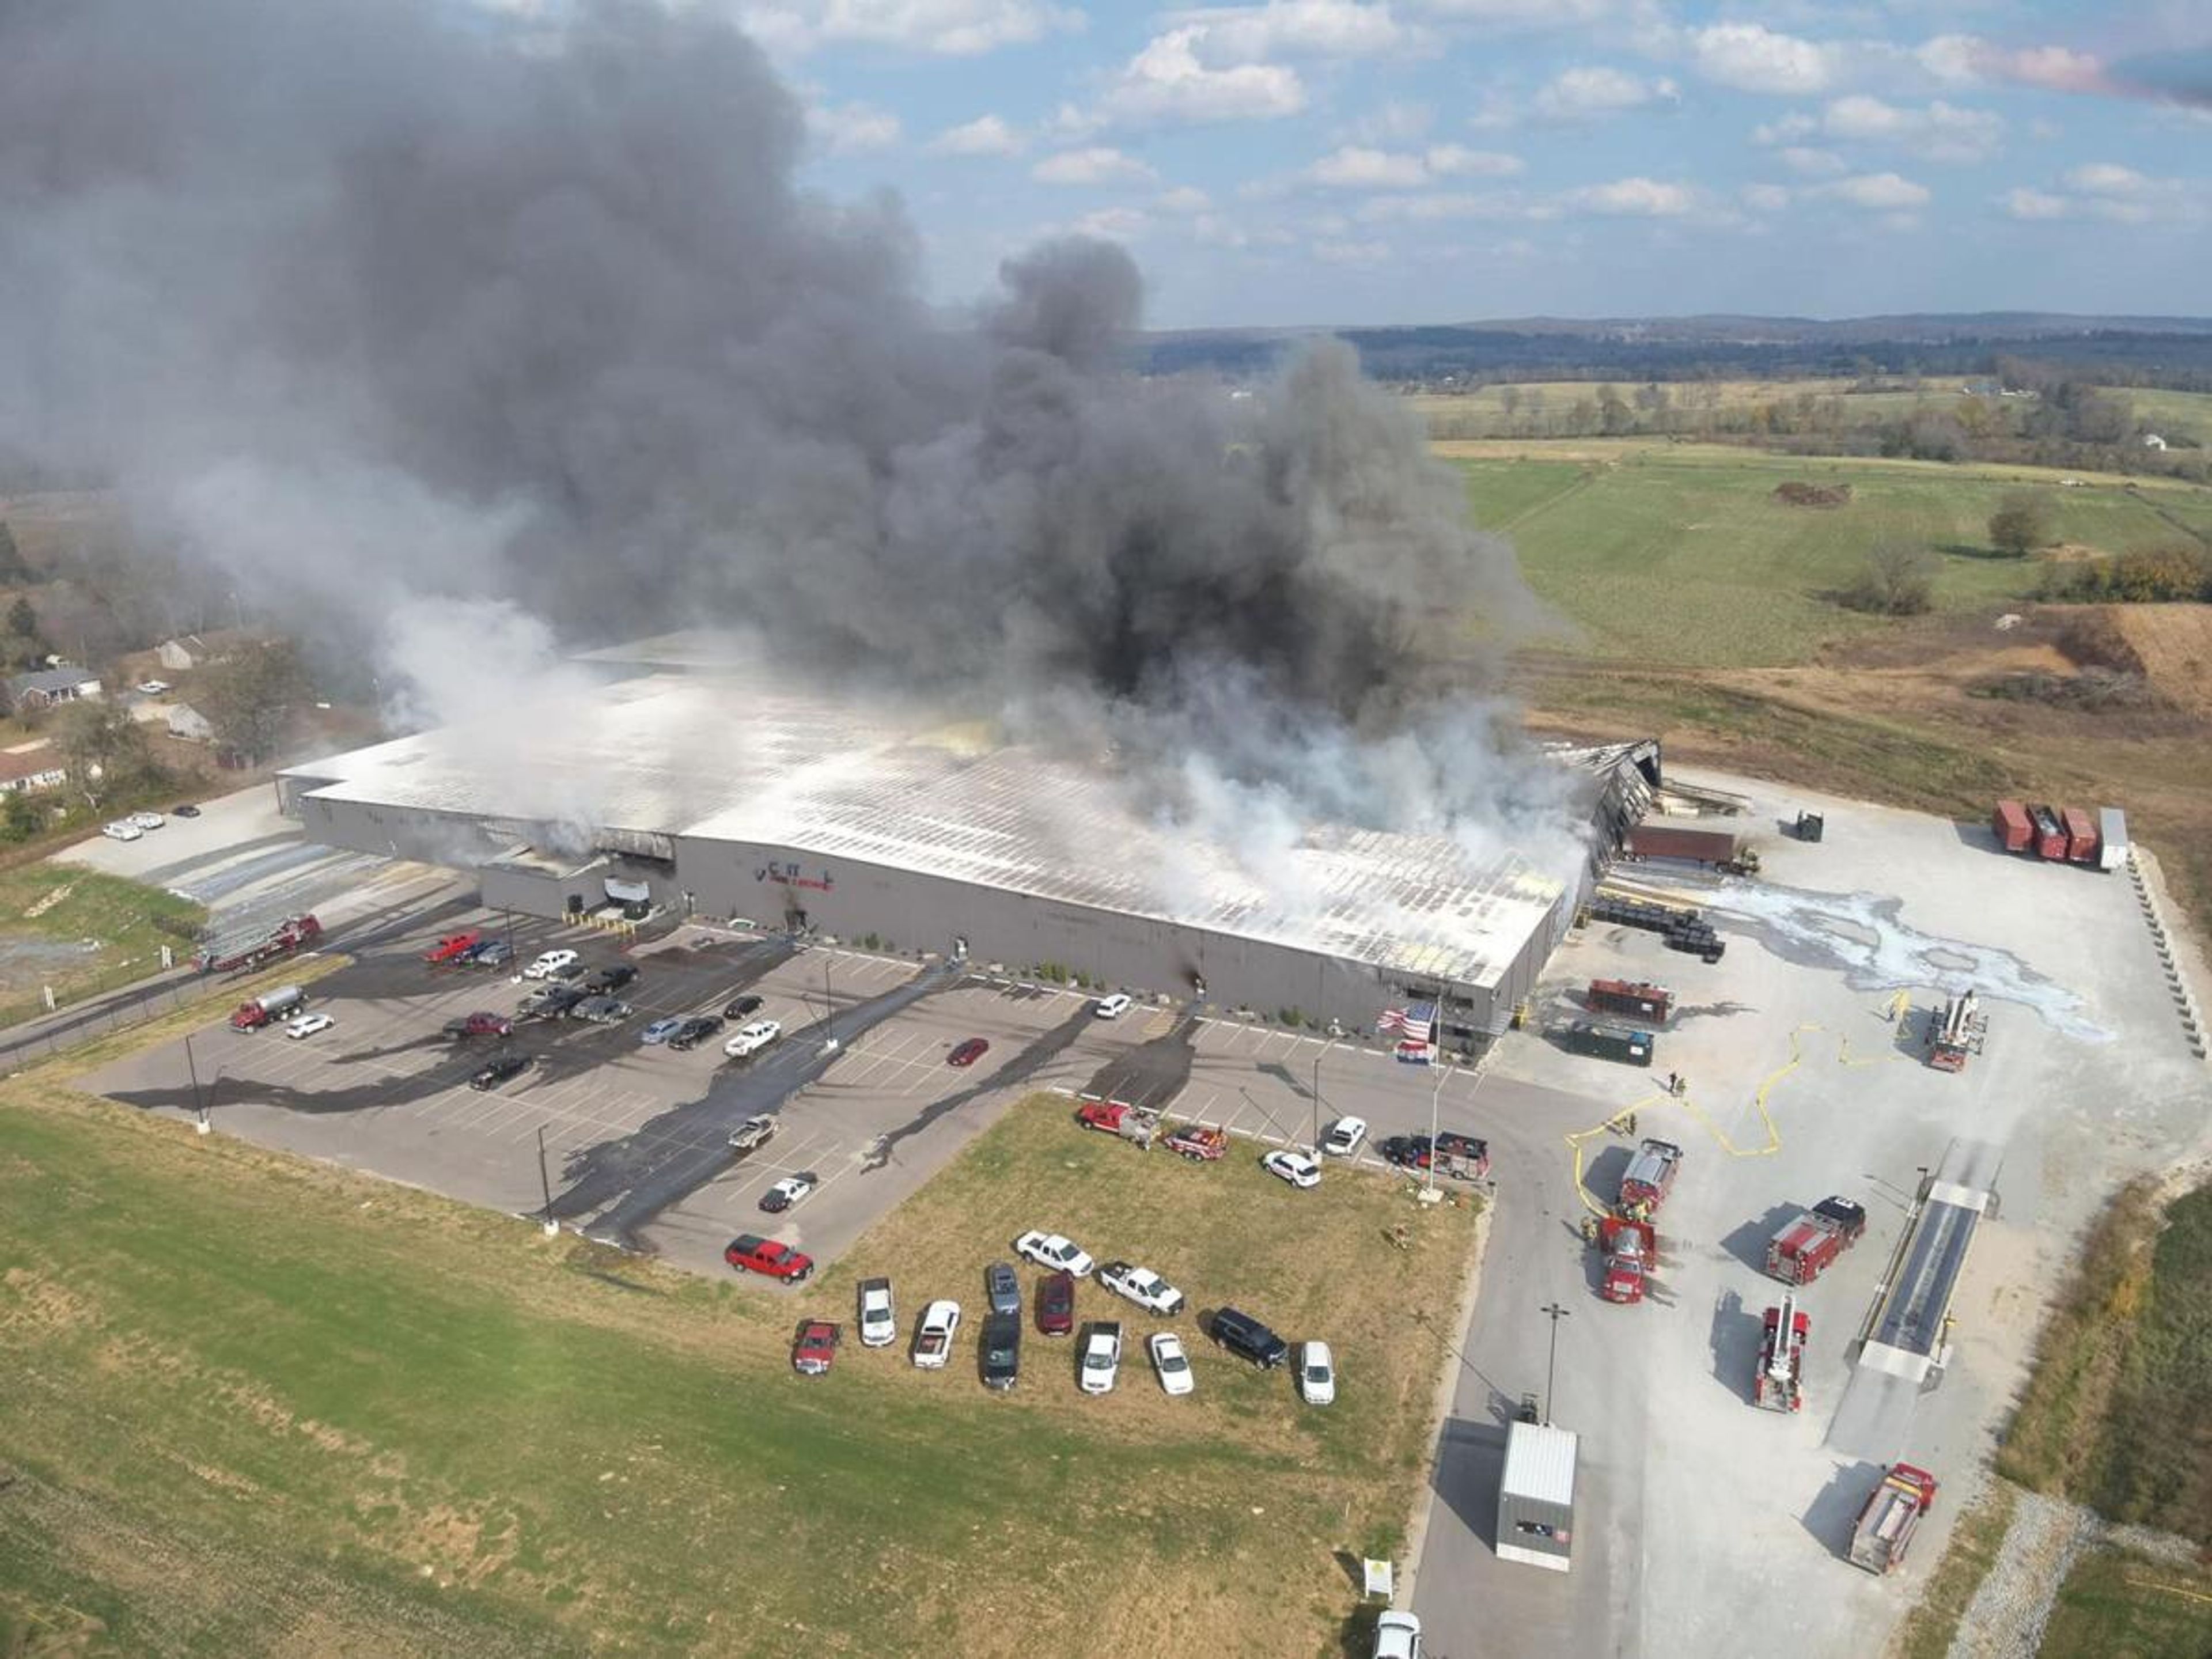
(1556, 1020, 1655, 1068)
(1765, 1196, 1868, 1285)
(1163, 1123, 1228, 1162)
(1076, 1098, 1162, 1148)
(1593, 1216, 1656, 1304)
(1755, 1296, 1809, 1412)
(2028, 804, 2069, 861)
(1927, 991, 1988, 1073)
(2098, 806, 2129, 872)
(1849, 1464, 1939, 1575)
(1619, 1138, 1683, 1218)
(2060, 805, 2099, 865)
(195, 912, 322, 974)
(1497, 1422, 1578, 1573)
(1586, 979, 1672, 1025)
(1626, 821, 1747, 865)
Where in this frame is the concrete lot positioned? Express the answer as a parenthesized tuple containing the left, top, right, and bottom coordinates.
(86, 908, 1490, 1285)
(1412, 768, 2211, 1659)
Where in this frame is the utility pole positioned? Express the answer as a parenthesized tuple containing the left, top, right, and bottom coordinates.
(1310, 1038, 1335, 1153)
(536, 1124, 558, 1236)
(1424, 1056, 1452, 1198)
(184, 1032, 209, 1135)
(1540, 1300, 1571, 1426)
(821, 954, 839, 1054)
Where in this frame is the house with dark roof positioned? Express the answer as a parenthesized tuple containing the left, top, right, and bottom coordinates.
(6, 666, 102, 710)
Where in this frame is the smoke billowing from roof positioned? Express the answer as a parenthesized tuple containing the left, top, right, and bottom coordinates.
(0, 0, 1576, 878)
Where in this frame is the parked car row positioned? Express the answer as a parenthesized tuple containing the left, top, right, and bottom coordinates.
(100, 810, 168, 841)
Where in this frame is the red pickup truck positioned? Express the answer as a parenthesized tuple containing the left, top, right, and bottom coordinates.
(724, 1234, 815, 1282)
(425, 931, 482, 965)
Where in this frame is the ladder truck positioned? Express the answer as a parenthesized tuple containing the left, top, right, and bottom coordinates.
(1754, 1295, 1809, 1412)
(1927, 990, 1988, 1073)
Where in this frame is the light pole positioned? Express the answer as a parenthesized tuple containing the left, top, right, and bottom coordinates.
(536, 1124, 558, 1235)
(184, 1032, 209, 1134)
(1540, 1300, 1571, 1426)
(1311, 1038, 1336, 1153)
(1424, 1056, 1452, 1197)
(820, 955, 839, 1054)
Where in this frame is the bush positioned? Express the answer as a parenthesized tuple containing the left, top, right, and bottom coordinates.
(2041, 545, 2211, 604)
(1839, 539, 1937, 615)
(1988, 490, 2054, 558)
(1968, 668, 2161, 711)
(1278, 1007, 1305, 1028)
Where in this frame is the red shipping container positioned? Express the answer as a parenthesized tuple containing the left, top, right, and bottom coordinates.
(2060, 805, 2099, 865)
(2029, 804, 2070, 861)
(1991, 800, 2032, 853)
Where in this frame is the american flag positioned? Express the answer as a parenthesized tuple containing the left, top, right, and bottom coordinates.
(1378, 1002, 1435, 1043)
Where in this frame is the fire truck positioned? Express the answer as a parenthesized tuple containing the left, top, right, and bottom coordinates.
(1618, 1138, 1683, 1218)
(1764, 1197, 1868, 1285)
(1849, 1464, 1939, 1574)
(1595, 1216, 1656, 1304)
(194, 913, 323, 974)
(1075, 1098, 1161, 1148)
(1927, 990, 1988, 1073)
(1163, 1123, 1228, 1161)
(1754, 1296, 1809, 1412)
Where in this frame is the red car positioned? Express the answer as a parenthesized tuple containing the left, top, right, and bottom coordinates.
(948, 1037, 990, 1067)
(791, 1319, 841, 1376)
(441, 1011, 513, 1039)
(425, 931, 482, 965)
(725, 1233, 816, 1282)
(1036, 1268, 1076, 1336)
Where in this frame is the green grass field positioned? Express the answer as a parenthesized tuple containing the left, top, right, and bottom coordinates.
(2040, 1547, 2212, 1658)
(0, 866, 205, 1027)
(0, 1074, 1475, 1658)
(1454, 448, 2212, 666)
(2127, 388, 2212, 447)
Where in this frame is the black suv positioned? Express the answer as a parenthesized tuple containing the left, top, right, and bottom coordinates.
(666, 1014, 724, 1052)
(587, 964, 638, 993)
(1209, 1306, 1289, 1369)
(723, 993, 764, 1020)
(980, 1312, 1021, 1391)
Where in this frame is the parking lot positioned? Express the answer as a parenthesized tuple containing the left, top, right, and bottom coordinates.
(86, 907, 1498, 1283)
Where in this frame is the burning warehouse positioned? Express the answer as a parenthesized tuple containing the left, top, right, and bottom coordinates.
(281, 641, 1658, 1046)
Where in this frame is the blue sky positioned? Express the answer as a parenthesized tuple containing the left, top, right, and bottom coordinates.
(742, 1, 2211, 328)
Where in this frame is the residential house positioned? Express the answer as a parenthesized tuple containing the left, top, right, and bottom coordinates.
(166, 703, 215, 744)
(156, 632, 243, 672)
(6, 666, 103, 711)
(0, 743, 67, 794)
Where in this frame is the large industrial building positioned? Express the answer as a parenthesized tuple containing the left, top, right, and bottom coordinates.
(280, 636, 1659, 1046)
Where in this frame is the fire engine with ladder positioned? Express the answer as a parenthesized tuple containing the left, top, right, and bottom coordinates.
(1927, 990, 1988, 1073)
(1754, 1294, 1809, 1412)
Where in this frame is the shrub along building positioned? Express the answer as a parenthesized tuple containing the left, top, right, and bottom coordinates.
(280, 641, 1658, 1050)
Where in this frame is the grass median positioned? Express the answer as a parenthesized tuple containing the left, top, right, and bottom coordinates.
(0, 1081, 1476, 1657)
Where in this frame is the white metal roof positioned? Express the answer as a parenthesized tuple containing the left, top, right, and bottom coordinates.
(286, 670, 1589, 989)
(1501, 1421, 1579, 1507)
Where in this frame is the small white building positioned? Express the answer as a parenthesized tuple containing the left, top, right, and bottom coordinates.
(166, 703, 216, 744)
(1497, 1421, 1579, 1572)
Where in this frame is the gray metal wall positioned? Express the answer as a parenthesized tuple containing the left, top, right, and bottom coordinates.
(1496, 1489, 1575, 1569)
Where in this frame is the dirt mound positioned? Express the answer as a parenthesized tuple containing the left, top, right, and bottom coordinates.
(1772, 481, 1851, 507)
(2103, 605, 2212, 715)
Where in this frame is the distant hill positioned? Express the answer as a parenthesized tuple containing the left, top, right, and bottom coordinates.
(1139, 313, 2212, 386)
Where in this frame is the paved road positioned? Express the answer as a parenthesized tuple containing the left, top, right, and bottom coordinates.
(1414, 1071, 1644, 1659)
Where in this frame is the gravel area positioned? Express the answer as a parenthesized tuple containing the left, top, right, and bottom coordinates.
(1948, 1486, 2204, 1658)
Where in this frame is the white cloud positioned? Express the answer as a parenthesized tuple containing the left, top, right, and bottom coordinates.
(1567, 176, 1695, 216)
(927, 114, 1027, 157)
(1532, 65, 1677, 120)
(810, 102, 903, 156)
(1169, 1, 1425, 63)
(1407, 0, 1617, 19)
(1094, 25, 1308, 126)
(1819, 172, 1931, 211)
(1915, 34, 2104, 94)
(1312, 237, 1391, 264)
(1819, 96, 2003, 163)
(1156, 185, 1213, 213)
(1340, 99, 1433, 144)
(1779, 146, 1845, 177)
(1752, 112, 1816, 145)
(1031, 147, 1159, 186)
(1690, 23, 1842, 95)
(1819, 94, 1912, 141)
(2064, 162, 2152, 198)
(1426, 144, 1524, 177)
(1742, 183, 1791, 212)
(1354, 190, 1529, 222)
(2001, 187, 2070, 220)
(1072, 206, 1149, 240)
(741, 0, 1083, 58)
(1303, 144, 1520, 190)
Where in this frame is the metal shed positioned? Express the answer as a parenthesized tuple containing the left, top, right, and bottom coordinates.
(1497, 1421, 1578, 1573)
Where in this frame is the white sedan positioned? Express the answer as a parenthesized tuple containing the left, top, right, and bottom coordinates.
(100, 821, 142, 842)
(1263, 1149, 1323, 1190)
(522, 948, 579, 980)
(857, 1278, 897, 1349)
(1099, 1261, 1185, 1316)
(1148, 1331, 1195, 1397)
(1014, 1230, 1094, 1278)
(723, 1018, 782, 1058)
(137, 679, 171, 695)
(1078, 1323, 1122, 1395)
(1320, 1115, 1369, 1157)
(1092, 993, 1133, 1019)
(285, 1012, 335, 1040)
